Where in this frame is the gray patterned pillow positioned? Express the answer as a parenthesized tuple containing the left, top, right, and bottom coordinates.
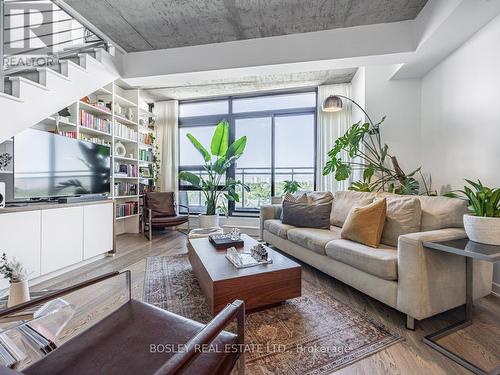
(281, 200, 332, 229)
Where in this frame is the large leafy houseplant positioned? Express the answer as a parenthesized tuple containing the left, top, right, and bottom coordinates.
(322, 116, 433, 195)
(448, 180, 500, 245)
(179, 120, 249, 216)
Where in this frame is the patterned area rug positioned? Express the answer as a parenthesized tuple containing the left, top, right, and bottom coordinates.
(143, 255, 403, 374)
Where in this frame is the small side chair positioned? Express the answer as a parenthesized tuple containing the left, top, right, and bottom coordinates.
(142, 192, 190, 240)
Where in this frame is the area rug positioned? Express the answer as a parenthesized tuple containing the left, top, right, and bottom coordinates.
(143, 255, 403, 374)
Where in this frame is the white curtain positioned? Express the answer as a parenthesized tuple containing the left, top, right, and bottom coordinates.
(316, 84, 353, 192)
(154, 100, 179, 194)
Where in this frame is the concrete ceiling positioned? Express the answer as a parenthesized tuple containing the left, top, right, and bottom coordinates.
(66, 0, 428, 52)
(145, 68, 357, 100)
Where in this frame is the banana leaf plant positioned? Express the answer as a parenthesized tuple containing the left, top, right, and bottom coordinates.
(179, 120, 249, 215)
(322, 117, 433, 195)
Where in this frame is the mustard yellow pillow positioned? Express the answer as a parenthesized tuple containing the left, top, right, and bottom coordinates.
(340, 198, 387, 248)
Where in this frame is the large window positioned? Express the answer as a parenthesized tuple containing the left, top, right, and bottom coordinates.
(178, 91, 316, 215)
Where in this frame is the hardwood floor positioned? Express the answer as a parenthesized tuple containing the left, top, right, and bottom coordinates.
(33, 231, 500, 374)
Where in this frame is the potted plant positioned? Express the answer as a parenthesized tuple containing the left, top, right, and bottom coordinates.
(0, 253, 30, 307)
(282, 180, 301, 195)
(456, 180, 500, 245)
(179, 120, 249, 228)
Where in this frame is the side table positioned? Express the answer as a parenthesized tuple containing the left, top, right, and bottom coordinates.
(423, 239, 500, 375)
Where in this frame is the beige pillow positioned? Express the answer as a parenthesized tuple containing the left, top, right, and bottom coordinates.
(341, 198, 387, 248)
(417, 195, 468, 231)
(378, 194, 422, 246)
(306, 191, 334, 205)
(330, 191, 376, 227)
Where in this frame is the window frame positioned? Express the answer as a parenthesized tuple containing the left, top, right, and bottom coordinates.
(178, 89, 318, 216)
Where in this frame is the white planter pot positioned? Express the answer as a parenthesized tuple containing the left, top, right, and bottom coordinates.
(8, 280, 30, 307)
(199, 214, 219, 229)
(463, 214, 500, 245)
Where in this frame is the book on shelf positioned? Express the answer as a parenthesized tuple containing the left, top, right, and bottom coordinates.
(114, 122, 137, 140)
(114, 182, 138, 196)
(80, 110, 111, 133)
(116, 201, 138, 217)
(114, 163, 138, 177)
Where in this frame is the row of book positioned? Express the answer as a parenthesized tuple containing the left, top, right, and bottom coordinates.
(139, 132, 153, 145)
(114, 122, 137, 140)
(114, 182, 137, 196)
(58, 131, 77, 139)
(114, 162, 138, 177)
(139, 149, 153, 162)
(80, 110, 111, 133)
(116, 201, 138, 218)
(78, 134, 111, 147)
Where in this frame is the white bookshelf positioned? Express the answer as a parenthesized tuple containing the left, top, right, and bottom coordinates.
(29, 80, 156, 234)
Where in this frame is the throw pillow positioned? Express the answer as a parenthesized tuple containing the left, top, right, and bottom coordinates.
(341, 198, 387, 248)
(281, 200, 332, 229)
(330, 191, 376, 227)
(306, 191, 334, 204)
(282, 192, 308, 203)
(377, 194, 422, 246)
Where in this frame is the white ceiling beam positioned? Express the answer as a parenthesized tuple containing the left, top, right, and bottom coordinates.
(121, 20, 416, 86)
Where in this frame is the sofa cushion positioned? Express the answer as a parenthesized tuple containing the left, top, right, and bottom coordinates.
(417, 195, 468, 231)
(330, 191, 376, 227)
(306, 191, 334, 204)
(325, 239, 398, 280)
(287, 227, 342, 255)
(378, 194, 422, 247)
(341, 198, 387, 248)
(263, 219, 297, 239)
(282, 200, 332, 229)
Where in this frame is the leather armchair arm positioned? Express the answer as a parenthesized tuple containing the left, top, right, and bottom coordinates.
(153, 300, 245, 375)
(177, 204, 190, 216)
(0, 271, 131, 318)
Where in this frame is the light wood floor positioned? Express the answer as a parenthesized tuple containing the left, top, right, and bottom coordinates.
(33, 231, 500, 375)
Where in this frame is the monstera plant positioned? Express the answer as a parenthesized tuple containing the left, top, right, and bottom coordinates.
(323, 116, 433, 195)
(179, 120, 249, 228)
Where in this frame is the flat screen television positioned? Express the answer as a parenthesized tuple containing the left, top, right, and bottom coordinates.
(14, 129, 111, 199)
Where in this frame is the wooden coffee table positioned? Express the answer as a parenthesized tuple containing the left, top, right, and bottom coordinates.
(188, 234, 302, 314)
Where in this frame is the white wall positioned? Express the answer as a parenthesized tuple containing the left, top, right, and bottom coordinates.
(420, 14, 500, 288)
(364, 65, 422, 173)
(351, 67, 366, 124)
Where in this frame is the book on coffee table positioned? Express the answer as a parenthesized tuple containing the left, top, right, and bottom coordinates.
(208, 234, 244, 249)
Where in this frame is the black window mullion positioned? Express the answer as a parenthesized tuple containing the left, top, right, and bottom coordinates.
(271, 115, 276, 198)
(227, 98, 236, 215)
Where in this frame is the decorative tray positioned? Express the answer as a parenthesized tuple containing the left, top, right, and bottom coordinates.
(225, 247, 273, 269)
(209, 234, 244, 249)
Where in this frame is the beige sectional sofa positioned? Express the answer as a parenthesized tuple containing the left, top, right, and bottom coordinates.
(260, 191, 493, 329)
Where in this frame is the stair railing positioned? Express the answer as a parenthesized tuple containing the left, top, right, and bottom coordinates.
(1, 0, 117, 92)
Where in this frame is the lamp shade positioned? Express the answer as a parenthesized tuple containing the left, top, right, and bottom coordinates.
(322, 95, 343, 112)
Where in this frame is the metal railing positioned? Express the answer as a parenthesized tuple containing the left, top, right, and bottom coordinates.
(179, 167, 315, 212)
(1, 0, 115, 92)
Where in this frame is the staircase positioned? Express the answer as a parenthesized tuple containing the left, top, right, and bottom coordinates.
(0, 0, 120, 143)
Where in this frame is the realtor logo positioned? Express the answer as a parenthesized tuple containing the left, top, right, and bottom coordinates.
(4, 2, 54, 56)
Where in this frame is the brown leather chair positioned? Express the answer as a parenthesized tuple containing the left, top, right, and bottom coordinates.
(0, 271, 245, 375)
(143, 192, 190, 240)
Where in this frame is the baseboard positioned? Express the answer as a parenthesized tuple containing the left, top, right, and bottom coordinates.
(492, 282, 500, 298)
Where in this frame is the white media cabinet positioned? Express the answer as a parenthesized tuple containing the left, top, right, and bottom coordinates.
(0, 200, 114, 290)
